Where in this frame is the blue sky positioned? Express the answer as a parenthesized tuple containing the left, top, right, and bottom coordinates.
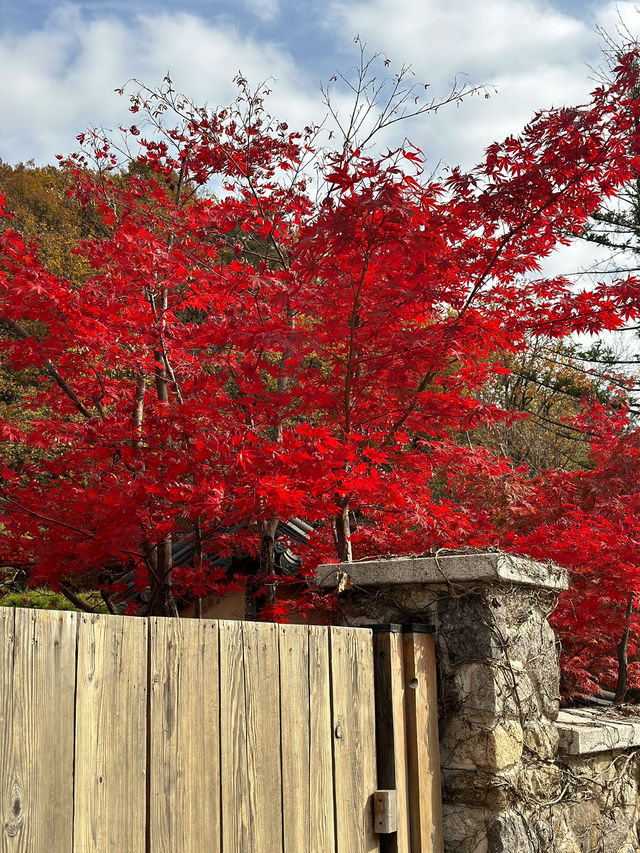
(2, 0, 639, 175)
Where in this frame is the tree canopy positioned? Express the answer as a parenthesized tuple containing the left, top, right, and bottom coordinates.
(3, 54, 640, 694)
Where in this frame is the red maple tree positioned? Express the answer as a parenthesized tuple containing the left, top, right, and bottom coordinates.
(2, 52, 640, 664)
(488, 398, 640, 699)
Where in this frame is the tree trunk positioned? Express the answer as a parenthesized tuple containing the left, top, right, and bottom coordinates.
(146, 537, 178, 617)
(615, 595, 634, 704)
(245, 518, 279, 620)
(333, 498, 353, 563)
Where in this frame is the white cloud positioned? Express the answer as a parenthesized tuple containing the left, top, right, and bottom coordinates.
(323, 0, 638, 169)
(594, 1, 640, 44)
(0, 4, 319, 165)
(5, 0, 640, 171)
(242, 0, 280, 23)
(328, 0, 589, 77)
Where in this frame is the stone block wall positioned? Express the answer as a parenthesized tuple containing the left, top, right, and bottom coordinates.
(318, 552, 640, 853)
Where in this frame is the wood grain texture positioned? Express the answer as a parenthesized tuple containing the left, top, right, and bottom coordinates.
(308, 625, 336, 853)
(330, 626, 379, 853)
(403, 631, 443, 853)
(242, 620, 283, 853)
(0, 608, 15, 852)
(219, 619, 251, 851)
(0, 607, 405, 853)
(373, 630, 410, 853)
(0, 608, 78, 853)
(149, 617, 220, 853)
(74, 613, 147, 853)
(279, 624, 310, 852)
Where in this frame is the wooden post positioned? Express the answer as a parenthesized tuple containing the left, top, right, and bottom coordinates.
(402, 625, 443, 853)
(330, 626, 380, 853)
(372, 625, 411, 853)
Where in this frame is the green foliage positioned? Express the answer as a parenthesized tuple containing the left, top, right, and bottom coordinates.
(0, 587, 108, 613)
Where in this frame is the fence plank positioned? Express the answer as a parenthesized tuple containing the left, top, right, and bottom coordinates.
(243, 621, 283, 852)
(0, 608, 14, 853)
(0, 607, 407, 853)
(149, 617, 220, 853)
(308, 625, 336, 853)
(279, 624, 310, 852)
(373, 629, 411, 853)
(403, 630, 443, 853)
(74, 613, 147, 853)
(0, 608, 77, 852)
(219, 619, 251, 850)
(330, 626, 379, 853)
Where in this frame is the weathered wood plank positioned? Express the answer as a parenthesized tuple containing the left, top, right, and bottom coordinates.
(403, 630, 443, 853)
(219, 619, 251, 850)
(330, 626, 379, 853)
(149, 617, 220, 853)
(373, 628, 410, 853)
(308, 625, 336, 853)
(0, 607, 15, 852)
(279, 623, 310, 852)
(74, 613, 147, 853)
(243, 620, 283, 852)
(0, 607, 403, 853)
(0, 608, 77, 852)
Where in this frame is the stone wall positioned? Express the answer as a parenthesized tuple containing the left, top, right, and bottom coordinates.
(318, 551, 640, 853)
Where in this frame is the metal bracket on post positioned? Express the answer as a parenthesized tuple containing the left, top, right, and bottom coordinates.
(373, 789, 398, 834)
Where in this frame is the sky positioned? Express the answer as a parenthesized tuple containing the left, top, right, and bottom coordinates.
(2, 0, 640, 294)
(2, 0, 640, 172)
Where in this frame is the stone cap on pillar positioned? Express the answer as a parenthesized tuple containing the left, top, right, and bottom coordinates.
(557, 708, 640, 755)
(316, 550, 568, 592)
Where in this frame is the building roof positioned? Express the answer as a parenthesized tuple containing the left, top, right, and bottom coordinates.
(115, 517, 313, 610)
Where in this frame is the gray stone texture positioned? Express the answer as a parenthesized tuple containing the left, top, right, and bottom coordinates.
(557, 708, 640, 755)
(317, 551, 569, 591)
(321, 551, 640, 853)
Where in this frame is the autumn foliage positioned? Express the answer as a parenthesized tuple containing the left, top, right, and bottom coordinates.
(3, 55, 640, 691)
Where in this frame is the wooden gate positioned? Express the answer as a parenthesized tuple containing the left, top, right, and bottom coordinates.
(0, 608, 442, 852)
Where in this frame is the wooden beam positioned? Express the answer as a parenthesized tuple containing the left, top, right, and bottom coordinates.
(373, 626, 411, 853)
(403, 627, 443, 853)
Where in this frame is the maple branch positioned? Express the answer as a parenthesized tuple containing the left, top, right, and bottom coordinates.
(321, 40, 486, 168)
(521, 409, 594, 438)
(0, 495, 97, 539)
(386, 123, 629, 441)
(101, 590, 116, 615)
(132, 368, 146, 447)
(142, 539, 178, 617)
(57, 581, 98, 614)
(0, 493, 144, 562)
(139, 160, 189, 409)
(0, 316, 93, 419)
(386, 366, 438, 438)
(460, 162, 612, 319)
(344, 253, 370, 433)
(615, 594, 635, 703)
(146, 287, 184, 404)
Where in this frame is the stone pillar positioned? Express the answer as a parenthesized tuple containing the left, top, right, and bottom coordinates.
(317, 550, 569, 853)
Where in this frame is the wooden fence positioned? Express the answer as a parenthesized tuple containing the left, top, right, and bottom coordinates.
(0, 607, 442, 852)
